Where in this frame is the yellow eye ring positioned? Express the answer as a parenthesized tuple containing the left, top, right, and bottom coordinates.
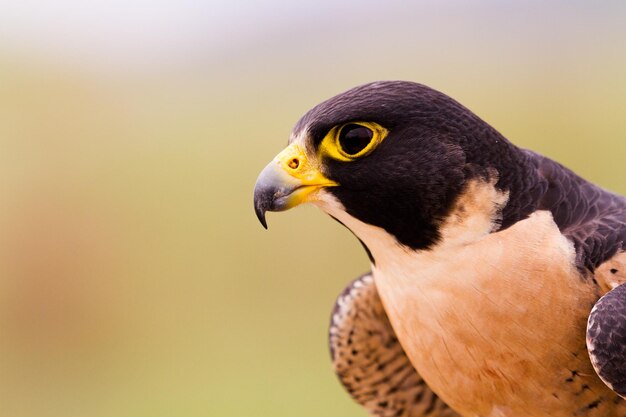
(318, 121, 388, 162)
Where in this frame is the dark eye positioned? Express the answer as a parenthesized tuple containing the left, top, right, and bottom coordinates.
(338, 124, 374, 156)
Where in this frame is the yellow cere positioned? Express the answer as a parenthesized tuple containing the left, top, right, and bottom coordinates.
(274, 143, 338, 207)
(318, 121, 388, 162)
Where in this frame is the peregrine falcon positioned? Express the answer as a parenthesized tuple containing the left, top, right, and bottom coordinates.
(253, 81, 626, 417)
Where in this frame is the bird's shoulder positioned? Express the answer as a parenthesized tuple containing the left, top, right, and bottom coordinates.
(506, 150, 626, 272)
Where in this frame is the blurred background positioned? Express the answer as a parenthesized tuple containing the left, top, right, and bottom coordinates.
(0, 1, 625, 416)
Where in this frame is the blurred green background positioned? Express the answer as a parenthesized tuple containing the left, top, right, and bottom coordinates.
(0, 1, 625, 416)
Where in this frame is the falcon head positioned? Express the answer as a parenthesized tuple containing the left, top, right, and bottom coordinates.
(254, 81, 529, 253)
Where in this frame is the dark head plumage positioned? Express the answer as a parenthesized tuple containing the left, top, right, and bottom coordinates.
(290, 81, 539, 250)
(254, 80, 626, 269)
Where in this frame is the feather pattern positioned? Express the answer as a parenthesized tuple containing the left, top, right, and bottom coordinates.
(329, 274, 460, 417)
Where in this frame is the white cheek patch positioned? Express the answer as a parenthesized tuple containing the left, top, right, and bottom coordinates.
(436, 177, 509, 248)
(312, 189, 344, 213)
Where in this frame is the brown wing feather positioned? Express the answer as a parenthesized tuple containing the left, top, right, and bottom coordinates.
(329, 274, 460, 417)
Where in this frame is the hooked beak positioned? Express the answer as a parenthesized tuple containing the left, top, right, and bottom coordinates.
(253, 143, 337, 229)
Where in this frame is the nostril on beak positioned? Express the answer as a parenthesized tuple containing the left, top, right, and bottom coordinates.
(288, 158, 300, 170)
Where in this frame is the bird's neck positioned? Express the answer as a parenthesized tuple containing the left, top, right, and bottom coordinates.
(315, 177, 510, 266)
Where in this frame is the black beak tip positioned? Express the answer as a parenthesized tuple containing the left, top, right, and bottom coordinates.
(253, 190, 269, 229)
(255, 206, 268, 229)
